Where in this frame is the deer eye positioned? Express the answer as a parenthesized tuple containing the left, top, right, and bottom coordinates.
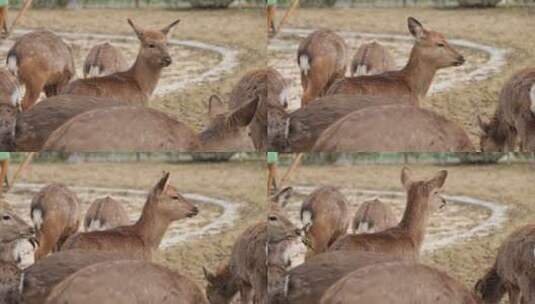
(2, 215, 11, 220)
(437, 43, 445, 48)
(148, 44, 156, 48)
(268, 215, 278, 222)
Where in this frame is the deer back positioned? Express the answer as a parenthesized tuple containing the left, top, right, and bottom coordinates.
(84, 197, 130, 232)
(351, 42, 396, 76)
(83, 43, 129, 78)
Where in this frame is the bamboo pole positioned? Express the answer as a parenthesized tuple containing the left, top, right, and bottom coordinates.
(274, 0, 300, 36)
(5, 0, 33, 38)
(8, 152, 35, 192)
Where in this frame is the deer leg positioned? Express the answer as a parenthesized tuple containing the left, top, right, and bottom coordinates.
(34, 220, 62, 260)
(507, 284, 521, 304)
(301, 62, 330, 107)
(19, 67, 47, 111)
(239, 283, 253, 304)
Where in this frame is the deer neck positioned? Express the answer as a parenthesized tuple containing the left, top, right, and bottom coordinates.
(133, 204, 171, 250)
(127, 55, 163, 97)
(398, 190, 430, 249)
(401, 47, 438, 100)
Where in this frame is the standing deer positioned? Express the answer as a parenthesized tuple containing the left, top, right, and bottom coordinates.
(300, 186, 349, 259)
(61, 172, 198, 260)
(350, 42, 395, 76)
(297, 30, 348, 107)
(62, 19, 180, 106)
(0, 68, 21, 106)
(83, 196, 130, 232)
(31, 184, 81, 261)
(327, 17, 465, 106)
(352, 198, 397, 234)
(6, 30, 75, 111)
(44, 260, 208, 304)
(83, 42, 129, 78)
(478, 68, 535, 152)
(329, 167, 447, 262)
(475, 224, 535, 304)
(320, 262, 481, 304)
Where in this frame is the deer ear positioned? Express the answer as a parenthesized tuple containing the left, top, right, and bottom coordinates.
(153, 172, 171, 196)
(271, 186, 293, 208)
(225, 95, 259, 128)
(127, 18, 144, 41)
(161, 19, 180, 36)
(530, 83, 535, 114)
(427, 170, 448, 190)
(208, 95, 226, 117)
(477, 115, 489, 133)
(408, 17, 425, 40)
(400, 167, 412, 189)
(202, 266, 216, 283)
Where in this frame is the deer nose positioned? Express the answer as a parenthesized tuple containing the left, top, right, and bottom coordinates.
(187, 206, 199, 217)
(294, 228, 302, 237)
(454, 56, 465, 66)
(161, 56, 172, 67)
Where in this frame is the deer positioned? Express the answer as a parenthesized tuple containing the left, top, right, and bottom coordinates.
(44, 259, 208, 304)
(478, 68, 535, 152)
(61, 172, 198, 260)
(30, 184, 81, 261)
(352, 198, 397, 234)
(83, 42, 129, 78)
(320, 262, 482, 304)
(83, 196, 130, 232)
(329, 167, 447, 262)
(297, 29, 348, 107)
(326, 17, 465, 106)
(300, 186, 349, 259)
(42, 95, 260, 152)
(0, 95, 128, 151)
(312, 105, 475, 152)
(0, 201, 36, 268)
(350, 42, 396, 76)
(62, 18, 180, 106)
(6, 30, 75, 111)
(475, 224, 535, 304)
(0, 68, 21, 106)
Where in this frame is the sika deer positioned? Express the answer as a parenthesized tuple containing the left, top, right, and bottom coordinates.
(62, 19, 180, 106)
(312, 105, 474, 152)
(31, 184, 81, 261)
(44, 260, 208, 304)
(84, 196, 129, 232)
(327, 17, 465, 106)
(352, 198, 396, 234)
(475, 224, 535, 304)
(478, 68, 535, 152)
(297, 30, 348, 107)
(350, 42, 395, 76)
(7, 30, 75, 111)
(300, 186, 349, 259)
(83, 42, 129, 78)
(61, 172, 198, 260)
(0, 201, 36, 268)
(321, 262, 481, 304)
(329, 167, 447, 262)
(0, 68, 21, 106)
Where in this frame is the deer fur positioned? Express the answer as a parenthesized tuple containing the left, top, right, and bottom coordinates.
(329, 167, 447, 262)
(0, 68, 21, 106)
(6, 30, 75, 111)
(83, 42, 129, 78)
(0, 201, 36, 268)
(84, 196, 130, 232)
(0, 260, 21, 304)
(351, 42, 396, 76)
(327, 17, 465, 106)
(61, 172, 198, 260)
(312, 105, 474, 152)
(62, 19, 180, 106)
(352, 198, 397, 234)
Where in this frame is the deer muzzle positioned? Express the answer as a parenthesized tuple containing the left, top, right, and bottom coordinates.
(161, 56, 172, 67)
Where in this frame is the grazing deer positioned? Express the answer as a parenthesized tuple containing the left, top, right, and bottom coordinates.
(0, 260, 21, 304)
(321, 262, 481, 304)
(44, 260, 208, 304)
(475, 224, 535, 304)
(42, 95, 260, 152)
(83, 42, 129, 78)
(329, 167, 447, 262)
(478, 68, 535, 152)
(300, 186, 349, 259)
(62, 19, 180, 106)
(312, 105, 474, 152)
(0, 201, 36, 268)
(297, 30, 348, 107)
(84, 196, 130, 232)
(31, 184, 81, 261)
(6, 30, 75, 111)
(0, 68, 21, 106)
(350, 42, 395, 76)
(327, 17, 465, 106)
(352, 198, 396, 234)
(0, 95, 128, 151)
(61, 172, 198, 260)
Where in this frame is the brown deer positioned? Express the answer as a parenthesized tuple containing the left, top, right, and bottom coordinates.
(320, 262, 481, 304)
(6, 30, 75, 111)
(475, 224, 535, 304)
(31, 184, 81, 261)
(478, 68, 535, 152)
(312, 105, 474, 152)
(61, 172, 198, 260)
(83, 42, 129, 78)
(350, 42, 396, 76)
(83, 196, 130, 232)
(0, 201, 36, 268)
(0, 260, 21, 304)
(44, 259, 208, 304)
(300, 186, 349, 259)
(62, 19, 180, 106)
(329, 167, 447, 262)
(352, 198, 397, 234)
(42, 95, 260, 152)
(0, 68, 21, 106)
(0, 95, 128, 151)
(297, 30, 348, 107)
(327, 17, 465, 106)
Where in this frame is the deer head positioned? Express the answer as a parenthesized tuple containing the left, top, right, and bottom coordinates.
(267, 102, 291, 152)
(0, 202, 34, 243)
(401, 167, 448, 215)
(268, 187, 301, 243)
(474, 266, 506, 304)
(477, 115, 506, 152)
(146, 172, 198, 221)
(202, 264, 236, 304)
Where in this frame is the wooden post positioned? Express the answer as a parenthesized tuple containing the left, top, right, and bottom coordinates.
(6, 0, 33, 38)
(279, 153, 303, 187)
(8, 152, 35, 192)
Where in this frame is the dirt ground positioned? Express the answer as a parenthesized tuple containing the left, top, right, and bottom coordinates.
(271, 7, 535, 149)
(8, 8, 265, 131)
